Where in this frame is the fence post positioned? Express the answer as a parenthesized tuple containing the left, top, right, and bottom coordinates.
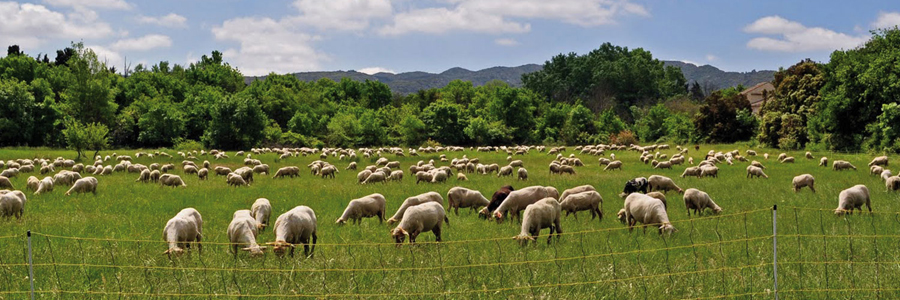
(772, 205, 778, 300)
(27, 230, 34, 300)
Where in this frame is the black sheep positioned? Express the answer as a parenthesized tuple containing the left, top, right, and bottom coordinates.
(623, 177, 648, 195)
(480, 185, 514, 219)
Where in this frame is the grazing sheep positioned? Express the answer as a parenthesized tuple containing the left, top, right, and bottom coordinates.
(0, 176, 13, 189)
(751, 161, 765, 169)
(871, 166, 884, 176)
(820, 157, 828, 167)
(623, 193, 675, 234)
(881, 170, 893, 182)
(415, 171, 433, 184)
(273, 167, 300, 179)
(0, 191, 26, 220)
(833, 160, 857, 171)
(391, 202, 448, 245)
(885, 176, 900, 192)
(559, 165, 576, 175)
(431, 170, 448, 183)
(646, 192, 668, 210)
(681, 166, 701, 178)
(700, 166, 719, 178)
(868, 156, 889, 167)
(267, 206, 318, 257)
(198, 168, 208, 180)
(34, 177, 54, 195)
(336, 193, 386, 224)
(457, 173, 468, 181)
(498, 166, 514, 177)
(493, 186, 560, 222)
(162, 208, 203, 257)
(0, 168, 19, 178)
(480, 185, 515, 219)
(517, 168, 528, 181)
(319, 165, 337, 179)
(764, 153, 770, 160)
(647, 175, 683, 194)
(559, 191, 602, 221)
(252, 164, 270, 175)
(387, 192, 444, 224)
(623, 177, 649, 195)
(781, 157, 795, 163)
(65, 177, 98, 195)
(683, 188, 722, 216)
(363, 171, 387, 185)
(234, 167, 255, 183)
(604, 161, 623, 171)
(356, 170, 373, 184)
(346, 162, 357, 170)
(136, 169, 151, 183)
(251, 198, 272, 230)
(226, 173, 248, 187)
(389, 170, 404, 182)
(161, 174, 187, 188)
(150, 170, 161, 182)
(447, 187, 490, 215)
(746, 166, 768, 179)
(654, 161, 673, 169)
(805, 152, 814, 159)
(184, 165, 198, 175)
(559, 185, 596, 203)
(215, 166, 233, 176)
(514, 198, 563, 245)
(834, 185, 871, 215)
(792, 174, 816, 193)
(227, 210, 265, 257)
(777, 153, 787, 161)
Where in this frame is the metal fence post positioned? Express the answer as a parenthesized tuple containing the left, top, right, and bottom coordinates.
(772, 205, 778, 300)
(27, 230, 34, 300)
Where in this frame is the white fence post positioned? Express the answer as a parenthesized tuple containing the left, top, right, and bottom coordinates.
(772, 205, 778, 300)
(27, 230, 34, 300)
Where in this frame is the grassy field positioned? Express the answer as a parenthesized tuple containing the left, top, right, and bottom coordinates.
(0, 145, 897, 299)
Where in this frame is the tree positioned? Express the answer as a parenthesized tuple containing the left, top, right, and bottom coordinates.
(421, 100, 467, 145)
(7, 45, 22, 56)
(399, 114, 427, 146)
(694, 89, 757, 143)
(136, 99, 185, 147)
(60, 43, 118, 126)
(866, 103, 900, 152)
(634, 104, 670, 142)
(757, 59, 824, 149)
(186, 51, 245, 93)
(62, 119, 110, 160)
(202, 94, 267, 149)
(0, 78, 35, 146)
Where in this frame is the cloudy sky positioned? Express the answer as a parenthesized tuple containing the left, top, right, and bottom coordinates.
(2, 0, 899, 76)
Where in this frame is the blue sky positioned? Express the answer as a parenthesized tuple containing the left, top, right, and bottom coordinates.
(2, 0, 899, 76)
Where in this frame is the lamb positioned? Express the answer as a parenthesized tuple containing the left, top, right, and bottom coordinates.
(604, 161, 623, 171)
(868, 156, 889, 167)
(780, 157, 795, 163)
(559, 191, 602, 221)
(226, 173, 248, 187)
(227, 210, 265, 257)
(0, 176, 12, 189)
(320, 165, 337, 179)
(559, 165, 576, 175)
(161, 174, 187, 188)
(267, 206, 318, 257)
(833, 160, 857, 171)
(792, 174, 816, 193)
(623, 193, 676, 234)
(834, 185, 871, 215)
(136, 169, 151, 183)
(163, 208, 203, 257)
(34, 177, 54, 195)
(447, 187, 490, 215)
(389, 170, 404, 182)
(251, 198, 272, 229)
(391, 202, 448, 244)
(457, 173, 468, 181)
(746, 166, 768, 179)
(680, 166, 701, 178)
(0, 191, 26, 220)
(820, 157, 828, 167)
(498, 166, 514, 177)
(387, 192, 444, 224)
(273, 166, 300, 179)
(415, 171, 433, 184)
(361, 171, 386, 185)
(514, 198, 563, 245)
(700, 165, 719, 178)
(885, 176, 900, 192)
(336, 193, 386, 224)
(683, 188, 722, 216)
(65, 177, 98, 195)
(517, 168, 528, 181)
(493, 186, 560, 222)
(149, 170, 161, 182)
(559, 185, 596, 203)
(198, 168, 208, 180)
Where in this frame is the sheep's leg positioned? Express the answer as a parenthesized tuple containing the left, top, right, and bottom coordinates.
(433, 227, 442, 242)
(196, 235, 202, 255)
(455, 206, 459, 216)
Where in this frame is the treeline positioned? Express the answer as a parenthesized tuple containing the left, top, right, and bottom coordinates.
(1, 29, 900, 153)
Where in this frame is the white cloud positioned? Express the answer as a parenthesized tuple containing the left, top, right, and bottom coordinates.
(379, 0, 647, 35)
(872, 11, 900, 29)
(744, 15, 867, 52)
(212, 17, 327, 75)
(495, 38, 519, 46)
(87, 45, 124, 69)
(357, 67, 395, 75)
(290, 0, 391, 31)
(0, 2, 115, 49)
(43, 0, 130, 10)
(137, 13, 187, 28)
(705, 54, 717, 62)
(110, 34, 172, 51)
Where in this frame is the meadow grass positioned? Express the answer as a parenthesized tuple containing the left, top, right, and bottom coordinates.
(0, 145, 897, 299)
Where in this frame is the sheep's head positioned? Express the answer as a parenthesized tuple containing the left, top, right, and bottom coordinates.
(712, 206, 723, 214)
(658, 223, 677, 235)
(514, 234, 535, 246)
(493, 212, 504, 223)
(386, 218, 398, 225)
(265, 241, 294, 257)
(477, 208, 490, 220)
(335, 218, 346, 225)
(242, 246, 267, 257)
(163, 247, 185, 257)
(616, 209, 627, 224)
(834, 209, 850, 216)
(391, 227, 408, 245)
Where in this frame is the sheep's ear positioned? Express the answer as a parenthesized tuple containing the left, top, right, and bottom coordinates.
(241, 247, 251, 251)
(264, 242, 276, 245)
(258, 246, 267, 250)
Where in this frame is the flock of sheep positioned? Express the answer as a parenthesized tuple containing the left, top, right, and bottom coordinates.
(0, 144, 897, 258)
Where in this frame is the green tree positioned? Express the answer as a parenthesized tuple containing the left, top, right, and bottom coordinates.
(136, 99, 185, 147)
(866, 103, 900, 152)
(186, 51, 245, 93)
(202, 95, 267, 149)
(694, 90, 757, 143)
(0, 78, 35, 146)
(358, 110, 386, 146)
(757, 59, 824, 148)
(634, 104, 670, 142)
(421, 100, 467, 145)
(399, 114, 427, 146)
(325, 112, 361, 147)
(62, 119, 110, 160)
(60, 43, 118, 126)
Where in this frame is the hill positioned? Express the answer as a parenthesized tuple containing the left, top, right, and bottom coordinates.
(245, 61, 774, 94)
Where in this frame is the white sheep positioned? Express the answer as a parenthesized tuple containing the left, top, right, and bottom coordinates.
(227, 210, 265, 257)
(363, 171, 387, 185)
(0, 190, 26, 220)
(680, 166, 701, 178)
(498, 166, 514, 177)
(25, 176, 40, 191)
(683, 188, 722, 216)
(251, 198, 272, 230)
(517, 168, 528, 180)
(514, 198, 563, 245)
(870, 165, 884, 176)
(781, 157, 795, 163)
(336, 193, 386, 224)
(273, 166, 300, 179)
(792, 174, 816, 193)
(0, 168, 19, 178)
(457, 173, 468, 181)
(415, 171, 433, 184)
(387, 191, 444, 224)
(161, 174, 188, 188)
(833, 160, 857, 171)
(885, 176, 900, 192)
(198, 168, 208, 180)
(868, 156, 889, 167)
(447, 187, 490, 215)
(559, 185, 596, 203)
(34, 177, 54, 195)
(389, 170, 404, 182)
(648, 175, 683, 194)
(390, 202, 448, 244)
(252, 164, 270, 175)
(65, 177, 98, 195)
(746, 166, 768, 179)
(162, 208, 203, 257)
(819, 157, 828, 167)
(267, 206, 318, 257)
(882, 170, 893, 182)
(493, 186, 560, 222)
(559, 191, 602, 221)
(0, 176, 12, 189)
(623, 193, 675, 234)
(835, 185, 871, 215)
(805, 152, 814, 159)
(431, 170, 448, 183)
(357, 170, 372, 184)
(604, 161, 623, 171)
(700, 165, 718, 178)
